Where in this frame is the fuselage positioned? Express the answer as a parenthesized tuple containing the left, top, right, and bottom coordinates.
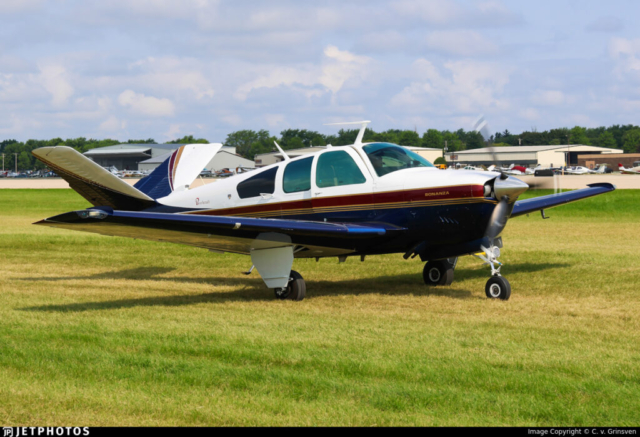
(146, 142, 527, 258)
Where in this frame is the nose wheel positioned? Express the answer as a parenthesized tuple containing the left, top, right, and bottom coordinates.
(485, 275, 511, 300)
(274, 270, 306, 301)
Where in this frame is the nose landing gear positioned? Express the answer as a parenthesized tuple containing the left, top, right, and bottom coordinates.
(475, 244, 511, 300)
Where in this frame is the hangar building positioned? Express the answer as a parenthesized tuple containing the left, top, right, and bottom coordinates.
(255, 145, 442, 168)
(83, 144, 175, 171)
(445, 144, 623, 168)
(83, 144, 252, 172)
(138, 148, 254, 173)
(578, 152, 640, 170)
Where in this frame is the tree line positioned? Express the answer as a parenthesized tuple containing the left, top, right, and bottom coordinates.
(2, 126, 640, 171)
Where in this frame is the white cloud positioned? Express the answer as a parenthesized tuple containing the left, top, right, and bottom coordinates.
(117, 90, 175, 117)
(264, 113, 285, 127)
(425, 30, 499, 56)
(391, 0, 521, 27)
(519, 108, 540, 120)
(532, 90, 566, 106)
(129, 57, 215, 99)
(0, 0, 43, 13)
(98, 116, 126, 132)
(391, 59, 512, 114)
(234, 45, 372, 101)
(38, 65, 74, 107)
(608, 37, 640, 82)
(221, 114, 242, 126)
(163, 124, 181, 141)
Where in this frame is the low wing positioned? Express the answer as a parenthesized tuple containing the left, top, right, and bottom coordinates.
(35, 209, 405, 256)
(510, 183, 615, 218)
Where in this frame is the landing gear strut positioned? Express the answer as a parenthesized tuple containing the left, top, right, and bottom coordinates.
(274, 270, 306, 301)
(423, 260, 455, 286)
(475, 244, 511, 300)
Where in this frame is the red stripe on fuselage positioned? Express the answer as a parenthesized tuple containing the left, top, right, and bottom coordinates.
(168, 150, 178, 191)
(185, 185, 486, 217)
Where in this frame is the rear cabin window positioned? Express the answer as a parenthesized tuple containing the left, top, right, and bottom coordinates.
(316, 151, 366, 188)
(283, 157, 313, 193)
(236, 167, 278, 199)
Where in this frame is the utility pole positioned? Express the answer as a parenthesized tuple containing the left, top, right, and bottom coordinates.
(1, 153, 4, 172)
(14, 153, 18, 173)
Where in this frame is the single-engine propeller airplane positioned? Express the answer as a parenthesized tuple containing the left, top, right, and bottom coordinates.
(618, 163, 640, 174)
(32, 121, 615, 301)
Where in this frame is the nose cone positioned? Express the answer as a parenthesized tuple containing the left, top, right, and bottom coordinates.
(494, 176, 529, 203)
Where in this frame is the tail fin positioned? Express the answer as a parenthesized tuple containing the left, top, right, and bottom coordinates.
(32, 146, 155, 211)
(134, 143, 222, 199)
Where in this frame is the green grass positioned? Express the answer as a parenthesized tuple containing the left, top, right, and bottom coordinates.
(0, 189, 639, 426)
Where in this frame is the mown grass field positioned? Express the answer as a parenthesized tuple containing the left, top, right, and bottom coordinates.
(0, 188, 639, 426)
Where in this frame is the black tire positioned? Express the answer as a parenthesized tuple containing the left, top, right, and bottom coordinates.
(423, 260, 455, 286)
(274, 270, 306, 301)
(485, 276, 511, 300)
(286, 270, 306, 301)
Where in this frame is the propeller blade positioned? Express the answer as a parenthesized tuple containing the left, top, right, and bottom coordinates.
(485, 197, 509, 242)
(473, 114, 507, 180)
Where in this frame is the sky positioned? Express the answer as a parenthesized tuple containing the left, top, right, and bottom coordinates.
(1, 0, 639, 142)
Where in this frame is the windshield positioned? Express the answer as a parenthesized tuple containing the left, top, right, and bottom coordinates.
(362, 142, 434, 177)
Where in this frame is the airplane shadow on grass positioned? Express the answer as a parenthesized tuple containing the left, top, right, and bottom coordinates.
(19, 262, 569, 313)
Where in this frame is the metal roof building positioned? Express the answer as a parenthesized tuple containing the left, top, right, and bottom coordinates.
(138, 149, 254, 173)
(83, 144, 238, 171)
(445, 144, 623, 168)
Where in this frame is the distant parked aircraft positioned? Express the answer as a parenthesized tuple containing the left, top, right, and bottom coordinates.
(618, 164, 640, 174)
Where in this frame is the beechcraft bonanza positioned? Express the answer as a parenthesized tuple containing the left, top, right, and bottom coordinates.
(32, 121, 615, 301)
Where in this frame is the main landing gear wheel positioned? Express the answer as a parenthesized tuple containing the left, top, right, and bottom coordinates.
(485, 276, 511, 300)
(274, 270, 306, 301)
(423, 260, 454, 286)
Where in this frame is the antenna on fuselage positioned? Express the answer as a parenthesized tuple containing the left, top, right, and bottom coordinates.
(324, 120, 371, 145)
(273, 141, 290, 161)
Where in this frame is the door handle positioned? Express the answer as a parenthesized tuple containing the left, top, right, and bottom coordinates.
(314, 192, 322, 196)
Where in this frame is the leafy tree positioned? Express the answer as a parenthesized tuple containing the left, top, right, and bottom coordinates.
(433, 157, 447, 165)
(464, 131, 485, 149)
(284, 137, 304, 150)
(398, 130, 421, 147)
(224, 130, 271, 158)
(310, 135, 325, 147)
(18, 151, 31, 171)
(442, 131, 463, 151)
(422, 129, 444, 149)
(127, 138, 157, 144)
(622, 129, 640, 153)
(597, 131, 617, 149)
(168, 135, 208, 144)
(569, 126, 590, 145)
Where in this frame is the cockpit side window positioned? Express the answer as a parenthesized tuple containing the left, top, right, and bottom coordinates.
(236, 167, 278, 199)
(283, 157, 313, 193)
(363, 143, 434, 177)
(316, 151, 366, 188)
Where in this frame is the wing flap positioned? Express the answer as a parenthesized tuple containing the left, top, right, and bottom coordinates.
(510, 183, 616, 218)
